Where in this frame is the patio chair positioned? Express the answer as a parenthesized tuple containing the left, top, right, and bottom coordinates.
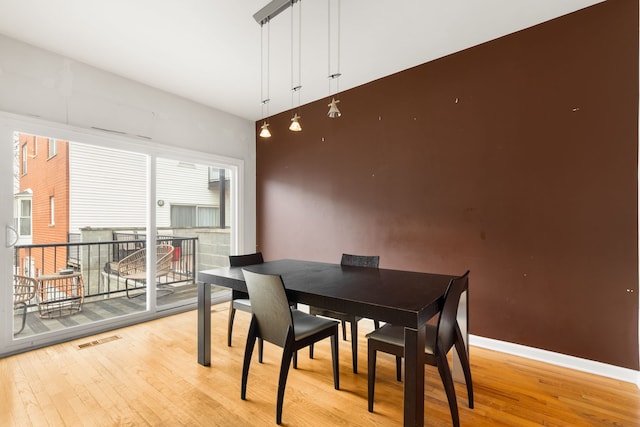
(14, 275, 37, 336)
(114, 244, 175, 298)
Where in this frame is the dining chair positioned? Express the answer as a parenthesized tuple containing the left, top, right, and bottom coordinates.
(228, 252, 265, 362)
(366, 270, 473, 427)
(241, 269, 340, 425)
(309, 253, 380, 373)
(13, 275, 37, 336)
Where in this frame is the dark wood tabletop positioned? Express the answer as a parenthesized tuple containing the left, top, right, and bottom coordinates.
(199, 259, 453, 327)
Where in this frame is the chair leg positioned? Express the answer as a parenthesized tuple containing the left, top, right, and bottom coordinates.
(331, 332, 340, 390)
(241, 318, 258, 401)
(351, 320, 358, 373)
(367, 342, 377, 412)
(454, 331, 474, 408)
(14, 302, 27, 336)
(374, 320, 380, 330)
(277, 332, 296, 425)
(258, 338, 264, 364)
(309, 343, 314, 359)
(436, 350, 460, 427)
(395, 355, 402, 381)
(227, 303, 236, 346)
(341, 320, 347, 340)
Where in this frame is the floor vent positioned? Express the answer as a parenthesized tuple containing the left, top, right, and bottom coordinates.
(78, 335, 122, 349)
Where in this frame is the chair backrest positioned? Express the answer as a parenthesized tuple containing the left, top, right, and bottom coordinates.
(242, 269, 293, 347)
(156, 244, 174, 275)
(340, 253, 379, 268)
(229, 252, 264, 267)
(119, 244, 174, 276)
(14, 275, 37, 304)
(435, 270, 470, 353)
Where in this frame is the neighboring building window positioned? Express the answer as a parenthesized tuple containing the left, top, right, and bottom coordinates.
(21, 143, 27, 175)
(19, 199, 31, 236)
(49, 196, 55, 225)
(48, 138, 57, 158)
(198, 207, 216, 227)
(171, 205, 219, 227)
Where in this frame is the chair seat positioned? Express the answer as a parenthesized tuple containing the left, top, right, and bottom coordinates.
(232, 298, 252, 312)
(292, 310, 340, 341)
(366, 324, 437, 355)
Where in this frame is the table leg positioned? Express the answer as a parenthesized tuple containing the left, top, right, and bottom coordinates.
(197, 282, 211, 366)
(453, 289, 468, 383)
(403, 324, 426, 426)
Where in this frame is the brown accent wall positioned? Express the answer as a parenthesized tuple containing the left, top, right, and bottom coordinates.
(256, 1, 639, 369)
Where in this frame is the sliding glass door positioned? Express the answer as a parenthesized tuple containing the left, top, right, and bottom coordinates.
(0, 116, 241, 356)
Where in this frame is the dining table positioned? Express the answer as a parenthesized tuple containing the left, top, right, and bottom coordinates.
(197, 259, 468, 427)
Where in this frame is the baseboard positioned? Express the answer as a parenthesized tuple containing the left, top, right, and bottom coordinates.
(470, 335, 640, 387)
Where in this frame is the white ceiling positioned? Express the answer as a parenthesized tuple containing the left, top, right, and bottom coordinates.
(0, 0, 603, 122)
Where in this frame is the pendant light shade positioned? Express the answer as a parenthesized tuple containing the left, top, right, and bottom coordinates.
(327, 98, 341, 118)
(259, 121, 272, 137)
(289, 113, 302, 131)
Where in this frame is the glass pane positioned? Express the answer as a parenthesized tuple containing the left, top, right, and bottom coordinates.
(13, 133, 148, 337)
(197, 206, 215, 227)
(19, 200, 31, 235)
(170, 205, 196, 227)
(156, 159, 233, 309)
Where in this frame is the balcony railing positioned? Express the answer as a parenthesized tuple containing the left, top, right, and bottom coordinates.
(14, 236, 197, 301)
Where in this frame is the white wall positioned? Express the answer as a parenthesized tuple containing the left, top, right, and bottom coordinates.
(0, 33, 256, 252)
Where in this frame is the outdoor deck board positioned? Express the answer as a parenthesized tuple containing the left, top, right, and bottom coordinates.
(15, 284, 226, 337)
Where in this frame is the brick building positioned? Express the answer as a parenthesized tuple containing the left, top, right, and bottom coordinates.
(18, 133, 70, 275)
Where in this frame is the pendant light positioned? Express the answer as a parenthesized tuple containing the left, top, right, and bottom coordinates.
(327, 0, 341, 118)
(289, 0, 303, 132)
(259, 19, 272, 138)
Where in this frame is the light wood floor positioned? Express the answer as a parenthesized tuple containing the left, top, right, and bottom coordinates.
(2, 303, 639, 426)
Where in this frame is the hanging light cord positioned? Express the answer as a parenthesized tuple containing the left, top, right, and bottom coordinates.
(290, 1, 302, 108)
(298, 0, 302, 108)
(261, 20, 271, 117)
(328, 0, 341, 96)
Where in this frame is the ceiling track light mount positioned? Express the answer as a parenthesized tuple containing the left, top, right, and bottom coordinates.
(254, 0, 300, 25)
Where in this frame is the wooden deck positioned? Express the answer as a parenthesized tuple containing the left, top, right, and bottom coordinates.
(14, 283, 225, 337)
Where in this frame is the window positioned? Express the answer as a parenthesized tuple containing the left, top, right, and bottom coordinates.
(19, 199, 31, 236)
(21, 144, 27, 175)
(48, 138, 57, 158)
(49, 196, 55, 225)
(171, 205, 219, 227)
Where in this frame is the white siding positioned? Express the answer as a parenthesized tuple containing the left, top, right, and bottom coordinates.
(156, 158, 220, 227)
(69, 142, 146, 232)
